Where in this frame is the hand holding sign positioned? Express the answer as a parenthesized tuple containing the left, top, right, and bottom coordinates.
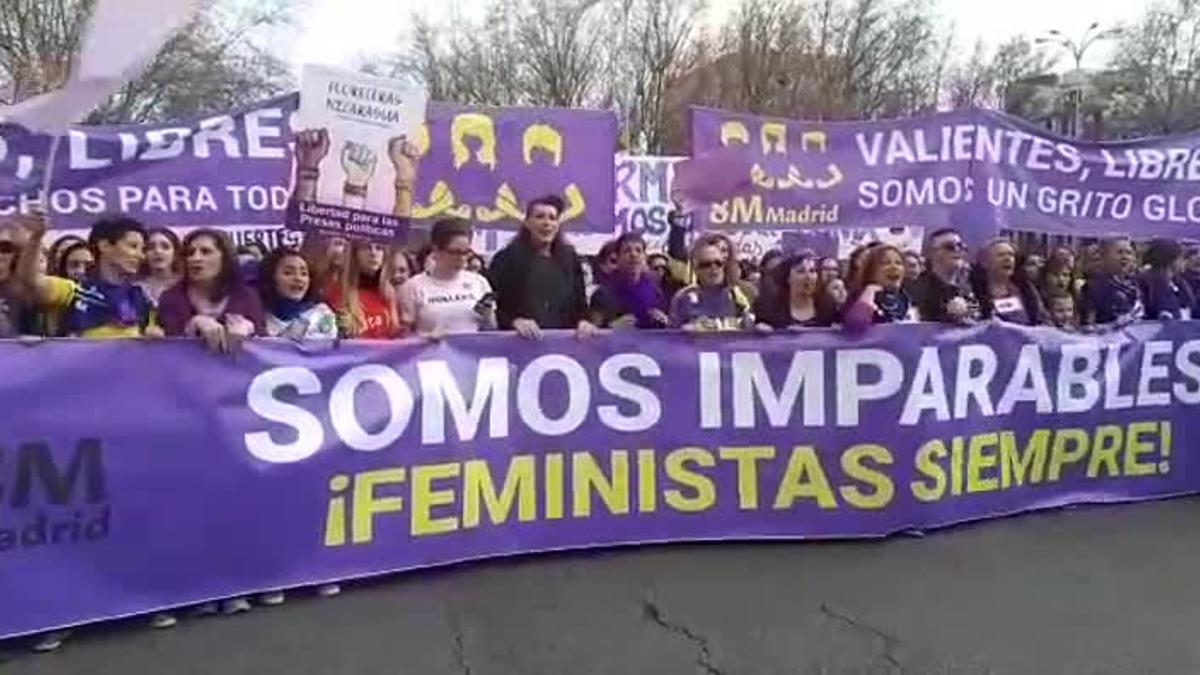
(295, 129, 330, 172)
(288, 64, 427, 243)
(10, 208, 48, 243)
(388, 136, 420, 188)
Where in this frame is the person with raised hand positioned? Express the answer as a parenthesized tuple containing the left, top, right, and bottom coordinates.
(488, 195, 594, 340)
(19, 213, 160, 339)
(14, 212, 172, 643)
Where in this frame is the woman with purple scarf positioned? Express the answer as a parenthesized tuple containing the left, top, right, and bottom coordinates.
(588, 233, 670, 329)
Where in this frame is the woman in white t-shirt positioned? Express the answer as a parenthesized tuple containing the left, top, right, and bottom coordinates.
(399, 218, 496, 337)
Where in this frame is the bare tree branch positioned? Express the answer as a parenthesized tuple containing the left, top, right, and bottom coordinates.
(0, 0, 291, 123)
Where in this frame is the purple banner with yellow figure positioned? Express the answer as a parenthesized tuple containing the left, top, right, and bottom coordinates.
(409, 102, 616, 232)
(689, 106, 1200, 241)
(3, 324, 1200, 638)
(0, 95, 617, 233)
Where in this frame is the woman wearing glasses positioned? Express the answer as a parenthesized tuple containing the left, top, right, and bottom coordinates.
(669, 240, 753, 331)
(910, 227, 978, 324)
(399, 218, 496, 337)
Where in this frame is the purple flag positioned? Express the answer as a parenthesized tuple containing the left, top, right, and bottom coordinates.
(672, 145, 755, 205)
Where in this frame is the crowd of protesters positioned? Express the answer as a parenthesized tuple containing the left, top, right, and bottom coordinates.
(2, 192, 1198, 652)
(2, 197, 1197, 352)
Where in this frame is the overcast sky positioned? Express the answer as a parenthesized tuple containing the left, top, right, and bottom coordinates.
(288, 0, 1148, 75)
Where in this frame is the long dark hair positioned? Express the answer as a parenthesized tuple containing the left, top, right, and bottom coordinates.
(181, 228, 240, 302)
(772, 252, 819, 299)
(54, 240, 91, 278)
(769, 252, 831, 326)
(48, 234, 86, 272)
(1144, 238, 1182, 273)
(1039, 254, 1075, 299)
(518, 194, 572, 257)
(144, 227, 182, 275)
(258, 248, 321, 310)
(844, 239, 883, 289)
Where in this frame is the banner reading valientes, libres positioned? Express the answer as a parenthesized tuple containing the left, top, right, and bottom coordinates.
(3, 324, 1200, 638)
(690, 106, 1200, 240)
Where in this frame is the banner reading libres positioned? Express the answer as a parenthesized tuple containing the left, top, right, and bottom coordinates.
(0, 94, 617, 233)
(2, 324, 1199, 638)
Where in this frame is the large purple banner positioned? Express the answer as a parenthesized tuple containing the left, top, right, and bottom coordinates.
(690, 106, 1200, 240)
(0, 96, 295, 229)
(0, 95, 616, 233)
(3, 323, 1199, 638)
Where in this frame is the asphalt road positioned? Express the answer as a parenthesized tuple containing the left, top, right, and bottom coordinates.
(5, 498, 1200, 674)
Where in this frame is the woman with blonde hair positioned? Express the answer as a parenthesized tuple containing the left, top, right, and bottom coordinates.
(693, 232, 758, 304)
(325, 240, 404, 339)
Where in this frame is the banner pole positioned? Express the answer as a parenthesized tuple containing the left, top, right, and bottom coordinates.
(40, 132, 63, 225)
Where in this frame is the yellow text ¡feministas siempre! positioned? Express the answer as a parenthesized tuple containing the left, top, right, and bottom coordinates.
(319, 421, 1171, 546)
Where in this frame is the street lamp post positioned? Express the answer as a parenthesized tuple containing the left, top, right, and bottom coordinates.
(1035, 22, 1123, 137)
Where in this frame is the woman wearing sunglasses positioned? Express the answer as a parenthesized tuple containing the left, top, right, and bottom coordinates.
(669, 240, 753, 331)
(910, 227, 978, 324)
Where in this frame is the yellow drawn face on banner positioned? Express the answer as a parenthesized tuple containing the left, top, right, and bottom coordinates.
(718, 118, 844, 192)
(523, 124, 563, 166)
(450, 113, 498, 170)
(411, 113, 585, 225)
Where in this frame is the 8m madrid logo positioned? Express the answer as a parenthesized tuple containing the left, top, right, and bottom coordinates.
(0, 439, 110, 553)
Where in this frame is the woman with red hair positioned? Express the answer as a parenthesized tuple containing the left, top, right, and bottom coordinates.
(843, 244, 915, 329)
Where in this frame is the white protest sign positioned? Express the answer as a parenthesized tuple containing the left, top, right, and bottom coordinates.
(289, 65, 428, 240)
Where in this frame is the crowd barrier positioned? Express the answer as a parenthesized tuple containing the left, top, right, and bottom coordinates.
(2, 323, 1199, 637)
